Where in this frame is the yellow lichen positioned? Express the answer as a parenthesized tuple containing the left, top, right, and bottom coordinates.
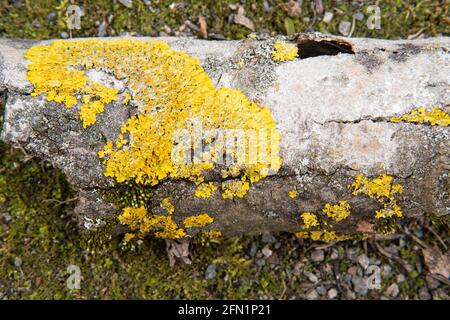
(221, 178, 250, 199)
(202, 230, 222, 238)
(300, 212, 319, 229)
(272, 40, 298, 62)
(322, 200, 351, 222)
(26, 39, 282, 200)
(183, 213, 214, 228)
(288, 190, 298, 198)
(295, 230, 352, 242)
(123, 233, 136, 243)
(390, 107, 450, 126)
(26, 40, 119, 128)
(195, 182, 217, 198)
(118, 201, 185, 239)
(351, 174, 404, 219)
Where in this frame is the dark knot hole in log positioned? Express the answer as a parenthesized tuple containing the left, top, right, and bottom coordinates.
(295, 39, 355, 59)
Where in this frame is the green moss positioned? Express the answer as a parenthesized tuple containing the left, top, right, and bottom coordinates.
(0, 0, 447, 40)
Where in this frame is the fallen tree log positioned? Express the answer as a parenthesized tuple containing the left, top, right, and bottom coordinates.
(0, 34, 448, 241)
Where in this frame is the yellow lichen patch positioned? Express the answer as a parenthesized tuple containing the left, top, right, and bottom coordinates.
(202, 230, 222, 238)
(390, 107, 450, 126)
(221, 178, 250, 199)
(272, 40, 298, 62)
(123, 233, 136, 243)
(183, 213, 214, 228)
(288, 190, 298, 198)
(195, 182, 217, 198)
(26, 40, 120, 128)
(161, 197, 175, 215)
(300, 212, 319, 229)
(351, 174, 404, 219)
(118, 204, 185, 240)
(295, 230, 352, 242)
(322, 200, 351, 222)
(27, 39, 282, 194)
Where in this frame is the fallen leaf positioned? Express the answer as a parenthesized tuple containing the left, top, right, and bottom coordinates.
(233, 6, 255, 31)
(282, 0, 302, 18)
(198, 15, 208, 39)
(314, 0, 324, 15)
(422, 246, 449, 278)
(165, 239, 192, 267)
(357, 220, 375, 233)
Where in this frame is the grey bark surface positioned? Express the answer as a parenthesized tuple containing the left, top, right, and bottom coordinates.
(0, 34, 448, 236)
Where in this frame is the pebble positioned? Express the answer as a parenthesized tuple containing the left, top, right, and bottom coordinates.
(261, 233, 276, 244)
(303, 271, 318, 283)
(60, 31, 69, 39)
(305, 289, 319, 300)
(14, 257, 22, 268)
(248, 242, 258, 258)
(352, 275, 368, 296)
(262, 246, 273, 258)
(381, 265, 392, 278)
(418, 287, 431, 300)
(330, 249, 339, 260)
(316, 286, 326, 296)
(204, 264, 217, 280)
(328, 288, 338, 299)
(311, 249, 325, 262)
(385, 283, 399, 298)
(47, 12, 56, 22)
(338, 21, 352, 36)
(118, 0, 133, 8)
(396, 274, 406, 283)
(323, 11, 334, 23)
(357, 254, 370, 270)
(98, 20, 108, 37)
(353, 12, 364, 21)
(255, 259, 266, 267)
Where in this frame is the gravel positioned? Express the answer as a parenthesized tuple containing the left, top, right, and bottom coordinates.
(311, 249, 325, 262)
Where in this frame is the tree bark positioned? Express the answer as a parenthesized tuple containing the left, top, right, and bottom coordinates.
(0, 34, 448, 238)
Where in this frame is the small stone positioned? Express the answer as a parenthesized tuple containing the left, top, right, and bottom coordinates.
(311, 249, 325, 262)
(385, 283, 399, 298)
(303, 271, 318, 283)
(396, 274, 406, 283)
(305, 289, 319, 300)
(425, 274, 440, 290)
(353, 12, 364, 21)
(118, 0, 132, 9)
(47, 12, 57, 22)
(316, 286, 326, 295)
(418, 287, 431, 300)
(266, 251, 280, 265)
(381, 264, 392, 278)
(98, 20, 108, 37)
(255, 259, 266, 267)
(352, 275, 368, 296)
(330, 249, 339, 260)
(14, 257, 22, 267)
(338, 21, 352, 36)
(347, 266, 358, 276)
(274, 242, 281, 249)
(248, 242, 258, 257)
(328, 288, 338, 299)
(358, 254, 370, 270)
(261, 233, 276, 244)
(262, 246, 273, 258)
(205, 264, 217, 280)
(60, 31, 69, 39)
(323, 11, 333, 23)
